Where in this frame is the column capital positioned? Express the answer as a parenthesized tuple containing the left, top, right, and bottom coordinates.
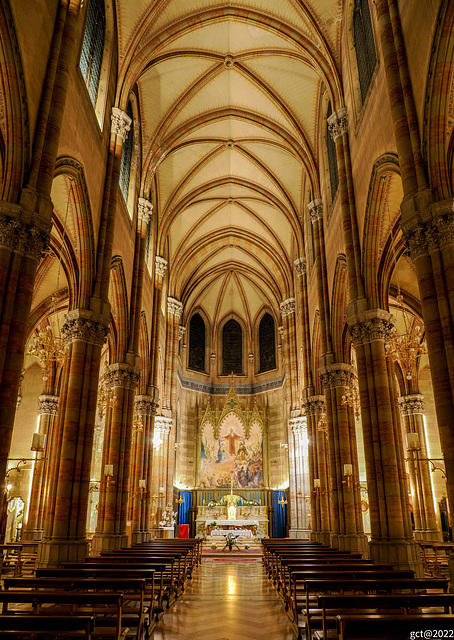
(38, 394, 59, 416)
(307, 198, 323, 223)
(61, 309, 109, 346)
(134, 394, 159, 416)
(301, 395, 326, 416)
(289, 415, 307, 435)
(319, 362, 356, 389)
(107, 363, 140, 390)
(347, 308, 394, 346)
(398, 394, 425, 416)
(155, 255, 168, 278)
(111, 107, 132, 141)
(154, 415, 172, 435)
(327, 107, 348, 141)
(280, 298, 296, 317)
(167, 297, 183, 318)
(0, 205, 49, 262)
(400, 199, 454, 261)
(294, 257, 307, 277)
(138, 198, 153, 224)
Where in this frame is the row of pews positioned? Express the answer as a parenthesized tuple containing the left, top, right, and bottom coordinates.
(0, 537, 202, 639)
(262, 539, 454, 640)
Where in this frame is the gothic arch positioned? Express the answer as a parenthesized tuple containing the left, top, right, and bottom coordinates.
(312, 310, 322, 395)
(331, 254, 350, 363)
(109, 256, 129, 362)
(138, 311, 150, 393)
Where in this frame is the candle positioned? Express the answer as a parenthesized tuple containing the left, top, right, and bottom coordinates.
(406, 432, 420, 450)
(104, 464, 113, 477)
(343, 464, 353, 476)
(139, 479, 146, 489)
(313, 478, 320, 488)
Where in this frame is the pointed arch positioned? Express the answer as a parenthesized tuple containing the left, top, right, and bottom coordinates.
(109, 256, 129, 362)
(331, 254, 350, 363)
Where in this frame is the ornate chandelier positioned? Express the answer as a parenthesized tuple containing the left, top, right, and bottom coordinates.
(96, 364, 116, 421)
(385, 293, 427, 380)
(341, 377, 361, 420)
(27, 313, 66, 381)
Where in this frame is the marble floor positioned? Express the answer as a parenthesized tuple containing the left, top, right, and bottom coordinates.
(151, 559, 296, 640)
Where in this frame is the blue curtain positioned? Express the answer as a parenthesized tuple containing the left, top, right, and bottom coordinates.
(273, 491, 286, 538)
(178, 491, 192, 525)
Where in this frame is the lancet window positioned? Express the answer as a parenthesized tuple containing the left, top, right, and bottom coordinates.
(354, 0, 377, 103)
(258, 313, 276, 373)
(222, 319, 243, 376)
(80, 0, 106, 106)
(188, 313, 206, 373)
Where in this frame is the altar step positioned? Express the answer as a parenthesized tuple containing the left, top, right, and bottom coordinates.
(202, 537, 263, 559)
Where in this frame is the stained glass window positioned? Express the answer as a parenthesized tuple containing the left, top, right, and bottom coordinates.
(188, 313, 206, 373)
(80, 0, 105, 106)
(354, 0, 377, 103)
(222, 319, 243, 375)
(258, 313, 276, 373)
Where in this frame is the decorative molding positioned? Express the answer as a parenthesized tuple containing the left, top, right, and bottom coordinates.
(301, 395, 326, 416)
(38, 394, 59, 416)
(278, 326, 284, 339)
(319, 363, 356, 389)
(179, 326, 186, 341)
(280, 298, 296, 317)
(290, 415, 307, 435)
(111, 107, 132, 141)
(167, 297, 183, 318)
(107, 363, 140, 390)
(138, 198, 153, 223)
(177, 369, 285, 395)
(61, 310, 109, 346)
(347, 309, 394, 346)
(154, 415, 173, 435)
(0, 208, 49, 262)
(155, 256, 168, 278)
(294, 257, 307, 277)
(398, 394, 425, 416)
(327, 107, 348, 141)
(403, 211, 454, 260)
(134, 394, 159, 417)
(308, 199, 323, 223)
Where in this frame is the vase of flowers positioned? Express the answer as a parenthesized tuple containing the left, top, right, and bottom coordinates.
(222, 532, 241, 552)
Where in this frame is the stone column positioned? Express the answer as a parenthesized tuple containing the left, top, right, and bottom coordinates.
(348, 310, 422, 573)
(130, 394, 158, 544)
(289, 416, 311, 539)
(36, 310, 109, 567)
(91, 363, 140, 554)
(398, 394, 441, 541)
(22, 395, 59, 541)
(320, 364, 369, 555)
(302, 395, 331, 544)
(150, 415, 172, 532)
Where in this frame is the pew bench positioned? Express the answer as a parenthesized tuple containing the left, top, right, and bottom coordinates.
(0, 614, 95, 638)
(336, 613, 454, 640)
(314, 593, 454, 639)
(0, 590, 128, 640)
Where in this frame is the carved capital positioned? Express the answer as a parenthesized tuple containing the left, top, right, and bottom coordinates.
(294, 257, 307, 277)
(327, 107, 348, 141)
(155, 256, 168, 278)
(138, 198, 153, 224)
(289, 415, 307, 436)
(179, 326, 186, 341)
(38, 394, 59, 416)
(106, 363, 140, 390)
(167, 297, 183, 318)
(398, 394, 425, 416)
(308, 198, 323, 223)
(135, 394, 159, 417)
(61, 310, 109, 346)
(319, 363, 356, 389)
(403, 210, 454, 261)
(0, 207, 49, 262)
(347, 309, 394, 346)
(154, 415, 173, 435)
(111, 107, 132, 141)
(280, 298, 296, 317)
(302, 395, 326, 416)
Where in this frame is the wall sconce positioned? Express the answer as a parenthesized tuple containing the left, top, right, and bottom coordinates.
(138, 479, 146, 492)
(104, 464, 115, 485)
(159, 486, 165, 495)
(31, 433, 45, 453)
(406, 432, 420, 452)
(405, 432, 446, 479)
(342, 463, 354, 491)
(313, 478, 321, 496)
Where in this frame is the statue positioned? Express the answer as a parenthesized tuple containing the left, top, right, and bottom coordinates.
(159, 504, 176, 528)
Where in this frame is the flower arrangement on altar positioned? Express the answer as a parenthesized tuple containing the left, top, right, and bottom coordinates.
(223, 532, 241, 552)
(159, 505, 177, 528)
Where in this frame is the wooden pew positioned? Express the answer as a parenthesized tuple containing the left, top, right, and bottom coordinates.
(316, 593, 454, 639)
(336, 613, 454, 640)
(3, 576, 150, 639)
(294, 577, 449, 640)
(0, 590, 127, 640)
(0, 615, 95, 638)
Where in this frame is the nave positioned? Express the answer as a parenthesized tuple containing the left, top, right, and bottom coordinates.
(152, 559, 295, 640)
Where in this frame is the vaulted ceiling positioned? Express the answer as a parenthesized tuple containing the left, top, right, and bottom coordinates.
(117, 0, 343, 328)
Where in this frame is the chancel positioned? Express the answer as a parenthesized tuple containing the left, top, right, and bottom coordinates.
(1, 0, 454, 636)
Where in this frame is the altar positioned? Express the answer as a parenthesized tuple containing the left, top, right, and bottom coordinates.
(195, 493, 268, 538)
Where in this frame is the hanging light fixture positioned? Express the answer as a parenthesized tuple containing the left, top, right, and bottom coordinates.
(341, 377, 361, 420)
(96, 362, 116, 421)
(385, 293, 427, 380)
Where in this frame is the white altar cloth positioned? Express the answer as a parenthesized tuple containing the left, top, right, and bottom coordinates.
(205, 519, 258, 527)
(211, 529, 253, 538)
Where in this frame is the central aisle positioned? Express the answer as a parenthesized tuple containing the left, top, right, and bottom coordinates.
(151, 559, 295, 640)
